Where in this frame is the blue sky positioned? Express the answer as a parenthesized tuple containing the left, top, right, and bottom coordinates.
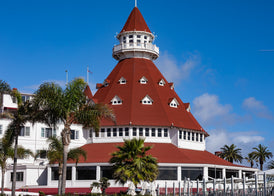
(1, 0, 274, 167)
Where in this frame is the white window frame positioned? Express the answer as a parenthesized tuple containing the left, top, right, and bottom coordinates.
(158, 79, 166, 86)
(119, 77, 127, 84)
(19, 126, 30, 137)
(41, 128, 56, 138)
(141, 95, 153, 105)
(111, 95, 122, 105)
(169, 98, 179, 108)
(139, 76, 148, 84)
(70, 130, 79, 140)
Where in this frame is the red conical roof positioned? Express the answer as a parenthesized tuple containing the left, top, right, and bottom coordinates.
(93, 58, 207, 134)
(120, 7, 151, 33)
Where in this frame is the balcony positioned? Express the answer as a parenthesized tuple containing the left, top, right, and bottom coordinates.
(113, 42, 159, 60)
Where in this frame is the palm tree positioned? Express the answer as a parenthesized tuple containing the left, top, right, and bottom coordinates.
(110, 138, 158, 190)
(219, 144, 243, 163)
(267, 160, 274, 169)
(0, 126, 33, 195)
(0, 80, 11, 113)
(47, 136, 87, 195)
(2, 88, 33, 196)
(31, 78, 115, 194)
(252, 144, 273, 170)
(245, 152, 257, 168)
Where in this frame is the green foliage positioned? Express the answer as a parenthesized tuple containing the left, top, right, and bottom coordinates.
(110, 138, 158, 187)
(219, 144, 243, 163)
(267, 160, 274, 169)
(245, 152, 257, 168)
(47, 136, 87, 164)
(252, 144, 273, 170)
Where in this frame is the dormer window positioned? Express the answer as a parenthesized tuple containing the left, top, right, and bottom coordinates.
(169, 98, 179, 108)
(169, 82, 174, 90)
(139, 76, 148, 84)
(119, 77, 127, 84)
(111, 95, 122, 105)
(103, 79, 110, 87)
(141, 95, 153, 105)
(158, 79, 166, 86)
(184, 103, 191, 112)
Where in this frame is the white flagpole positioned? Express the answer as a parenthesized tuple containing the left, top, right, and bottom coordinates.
(87, 66, 89, 85)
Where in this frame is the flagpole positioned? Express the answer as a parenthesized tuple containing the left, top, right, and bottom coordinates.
(65, 70, 68, 85)
(87, 66, 89, 85)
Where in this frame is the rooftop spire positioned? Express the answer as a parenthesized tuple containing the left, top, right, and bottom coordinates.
(120, 7, 151, 33)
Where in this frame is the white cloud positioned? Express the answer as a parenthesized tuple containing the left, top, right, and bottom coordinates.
(156, 51, 200, 85)
(206, 129, 264, 155)
(192, 93, 234, 126)
(243, 97, 273, 119)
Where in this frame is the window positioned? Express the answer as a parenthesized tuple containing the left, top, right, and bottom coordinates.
(187, 132, 190, 140)
(19, 126, 30, 137)
(12, 96, 17, 103)
(158, 79, 165, 86)
(123, 36, 126, 44)
(151, 128, 156, 137)
(21, 95, 31, 102)
(52, 167, 72, 180)
(192, 132, 195, 141)
(111, 95, 122, 105)
(182, 167, 203, 180)
(125, 127, 129, 136)
(119, 77, 127, 84)
(101, 166, 114, 179)
(129, 35, 133, 46)
(101, 128, 105, 137)
(200, 134, 203, 142)
(89, 129, 93, 138)
(157, 167, 177, 180)
(183, 131, 186, 140)
(36, 150, 47, 159)
(133, 127, 137, 136)
(139, 128, 143, 136)
(41, 128, 56, 138)
(196, 133, 199, 142)
(209, 168, 223, 179)
(145, 128, 149, 137)
(169, 98, 179, 108)
(141, 95, 153, 105)
(139, 76, 148, 84)
(11, 172, 23, 182)
(113, 128, 117, 137)
(70, 130, 79, 140)
(164, 129, 168, 137)
(0, 125, 2, 135)
(76, 166, 96, 180)
(107, 128, 111, 137)
(158, 128, 162, 137)
(119, 128, 123, 136)
(179, 130, 182, 139)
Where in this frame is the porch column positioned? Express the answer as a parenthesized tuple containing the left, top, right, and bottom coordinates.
(72, 166, 76, 186)
(96, 166, 101, 181)
(222, 168, 226, 179)
(47, 167, 52, 186)
(203, 166, 208, 181)
(238, 169, 242, 179)
(177, 166, 181, 181)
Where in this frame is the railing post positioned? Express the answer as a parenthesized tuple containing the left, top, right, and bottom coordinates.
(243, 172, 246, 196)
(231, 176, 234, 196)
(223, 177, 226, 195)
(179, 181, 181, 196)
(263, 172, 266, 196)
(187, 178, 190, 196)
(255, 174, 258, 196)
(173, 182, 175, 196)
(197, 179, 199, 196)
(203, 178, 206, 196)
(165, 181, 167, 196)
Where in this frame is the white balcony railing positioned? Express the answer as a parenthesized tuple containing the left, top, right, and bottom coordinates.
(113, 42, 159, 55)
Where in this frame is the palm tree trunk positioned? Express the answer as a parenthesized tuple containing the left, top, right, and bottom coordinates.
(260, 159, 263, 171)
(1, 166, 5, 195)
(11, 133, 19, 196)
(61, 144, 69, 195)
(58, 164, 63, 195)
(61, 125, 71, 195)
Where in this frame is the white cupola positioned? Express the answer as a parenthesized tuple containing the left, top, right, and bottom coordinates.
(112, 7, 159, 61)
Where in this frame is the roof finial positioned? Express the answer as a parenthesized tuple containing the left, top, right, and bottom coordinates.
(135, 0, 137, 7)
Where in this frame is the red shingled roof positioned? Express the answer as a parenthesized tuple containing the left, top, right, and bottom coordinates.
(93, 58, 207, 134)
(120, 7, 151, 33)
(68, 142, 243, 167)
